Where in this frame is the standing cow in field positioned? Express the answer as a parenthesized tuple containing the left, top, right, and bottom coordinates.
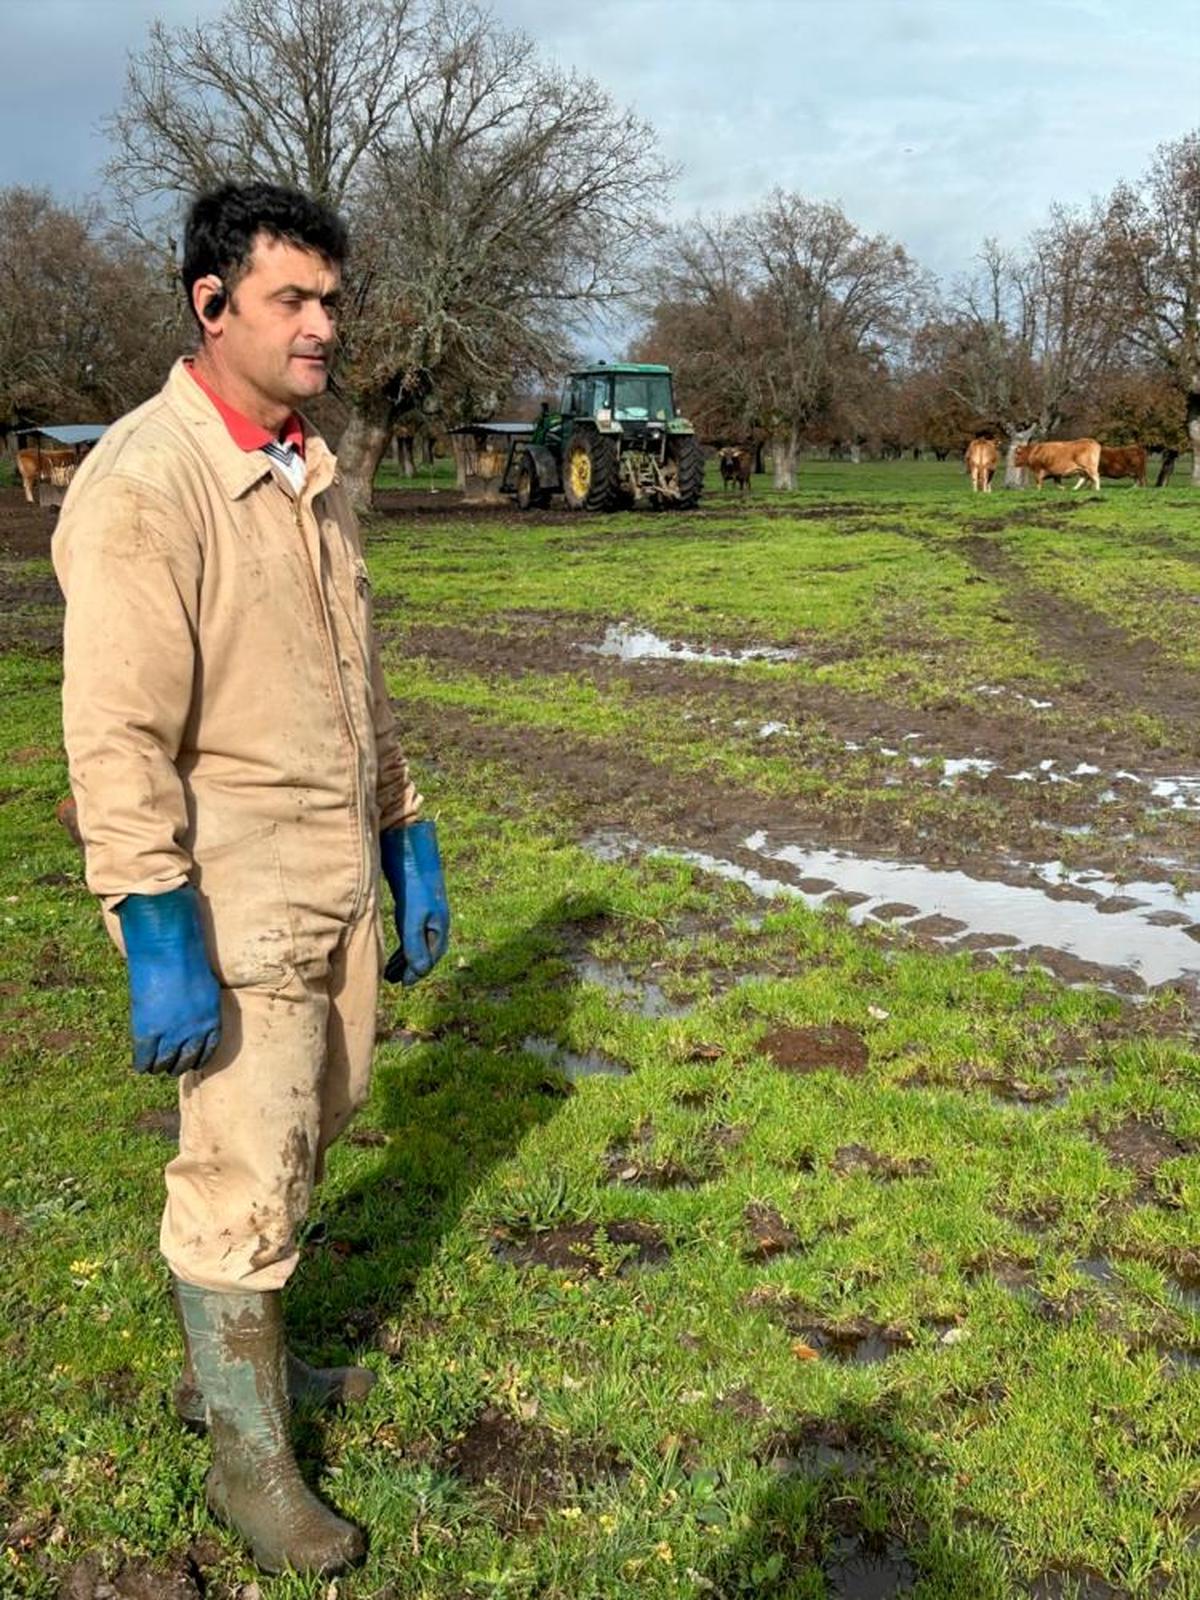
(1013, 439, 1101, 492)
(718, 446, 753, 496)
(1098, 445, 1147, 487)
(965, 436, 998, 492)
(16, 447, 78, 504)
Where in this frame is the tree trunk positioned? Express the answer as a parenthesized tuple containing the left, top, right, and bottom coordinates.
(1155, 448, 1179, 488)
(849, 441, 862, 464)
(772, 427, 798, 490)
(1188, 390, 1200, 485)
(419, 431, 434, 466)
(337, 390, 394, 514)
(1003, 423, 1037, 489)
(397, 433, 415, 476)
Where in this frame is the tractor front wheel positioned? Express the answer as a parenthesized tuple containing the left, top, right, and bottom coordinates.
(515, 453, 550, 511)
(667, 434, 705, 509)
(563, 431, 619, 512)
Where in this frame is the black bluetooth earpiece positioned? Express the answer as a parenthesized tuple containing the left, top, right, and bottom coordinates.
(203, 285, 227, 320)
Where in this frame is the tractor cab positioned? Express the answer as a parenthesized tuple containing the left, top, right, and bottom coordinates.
(559, 366, 677, 433)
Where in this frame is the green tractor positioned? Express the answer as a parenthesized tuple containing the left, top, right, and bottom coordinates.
(503, 362, 705, 512)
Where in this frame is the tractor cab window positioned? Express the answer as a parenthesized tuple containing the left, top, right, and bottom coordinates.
(612, 374, 673, 423)
(565, 375, 613, 417)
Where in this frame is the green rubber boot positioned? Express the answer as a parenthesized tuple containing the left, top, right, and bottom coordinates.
(172, 1281, 376, 1427)
(174, 1280, 365, 1574)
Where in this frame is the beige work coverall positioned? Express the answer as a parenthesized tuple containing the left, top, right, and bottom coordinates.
(52, 359, 421, 1292)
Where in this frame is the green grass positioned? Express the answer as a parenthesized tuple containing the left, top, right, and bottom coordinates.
(3, 460, 1200, 1597)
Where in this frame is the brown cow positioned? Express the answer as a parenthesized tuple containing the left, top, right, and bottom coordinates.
(1013, 438, 1101, 492)
(16, 446, 77, 504)
(718, 445, 753, 496)
(964, 436, 998, 493)
(1098, 444, 1147, 487)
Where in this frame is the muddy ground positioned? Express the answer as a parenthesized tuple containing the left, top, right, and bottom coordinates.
(6, 485, 1199, 1002)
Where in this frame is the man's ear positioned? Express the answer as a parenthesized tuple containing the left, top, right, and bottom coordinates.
(192, 275, 227, 326)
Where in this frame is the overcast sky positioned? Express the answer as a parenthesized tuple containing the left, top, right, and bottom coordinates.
(2, 0, 1197, 291)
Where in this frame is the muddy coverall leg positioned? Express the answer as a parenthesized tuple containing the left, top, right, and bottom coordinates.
(162, 906, 381, 1291)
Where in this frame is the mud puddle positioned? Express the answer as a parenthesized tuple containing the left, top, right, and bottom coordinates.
(825, 1532, 917, 1597)
(574, 955, 691, 1019)
(522, 1035, 628, 1080)
(870, 740, 1200, 813)
(577, 622, 799, 665)
(583, 829, 1200, 993)
(790, 1321, 913, 1365)
(491, 1218, 669, 1274)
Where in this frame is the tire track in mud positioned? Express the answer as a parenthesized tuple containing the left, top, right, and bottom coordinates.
(391, 618, 1200, 776)
(393, 695, 1199, 892)
(396, 698, 1200, 998)
(958, 535, 1200, 732)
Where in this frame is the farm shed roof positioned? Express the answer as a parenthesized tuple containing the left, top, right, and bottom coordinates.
(448, 421, 535, 436)
(21, 424, 108, 446)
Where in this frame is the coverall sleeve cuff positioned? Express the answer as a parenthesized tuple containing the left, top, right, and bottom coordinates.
(98, 873, 191, 911)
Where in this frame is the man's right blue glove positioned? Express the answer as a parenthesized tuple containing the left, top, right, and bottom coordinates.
(116, 885, 222, 1076)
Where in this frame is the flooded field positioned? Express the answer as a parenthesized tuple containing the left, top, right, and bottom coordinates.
(6, 467, 1200, 1598)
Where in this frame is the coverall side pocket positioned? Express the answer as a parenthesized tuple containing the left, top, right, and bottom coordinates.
(351, 556, 374, 641)
(192, 824, 297, 988)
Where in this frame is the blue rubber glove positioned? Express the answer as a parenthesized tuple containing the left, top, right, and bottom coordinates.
(116, 885, 222, 1076)
(380, 821, 450, 986)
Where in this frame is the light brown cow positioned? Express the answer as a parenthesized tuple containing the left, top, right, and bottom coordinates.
(16, 446, 78, 504)
(1098, 444, 1147, 487)
(1013, 438, 1101, 492)
(965, 436, 998, 493)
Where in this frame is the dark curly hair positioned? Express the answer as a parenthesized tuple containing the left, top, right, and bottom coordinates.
(182, 181, 349, 328)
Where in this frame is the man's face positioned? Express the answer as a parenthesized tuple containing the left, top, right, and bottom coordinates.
(211, 233, 341, 410)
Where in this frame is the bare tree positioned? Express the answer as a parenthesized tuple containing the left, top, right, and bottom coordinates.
(634, 216, 763, 446)
(104, 0, 674, 508)
(642, 193, 924, 488)
(1099, 130, 1200, 484)
(938, 212, 1117, 485)
(0, 187, 184, 427)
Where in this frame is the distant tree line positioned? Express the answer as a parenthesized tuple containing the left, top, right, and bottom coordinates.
(639, 133, 1200, 488)
(0, 0, 1198, 498)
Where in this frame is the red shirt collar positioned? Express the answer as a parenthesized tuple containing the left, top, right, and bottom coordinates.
(187, 361, 305, 456)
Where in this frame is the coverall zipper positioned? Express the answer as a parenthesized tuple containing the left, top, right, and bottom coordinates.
(292, 490, 372, 919)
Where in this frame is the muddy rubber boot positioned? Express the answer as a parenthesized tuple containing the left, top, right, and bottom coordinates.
(174, 1279, 365, 1574)
(172, 1281, 376, 1426)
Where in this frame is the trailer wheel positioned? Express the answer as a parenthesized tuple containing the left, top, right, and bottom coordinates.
(667, 434, 705, 509)
(563, 430, 619, 511)
(515, 453, 550, 511)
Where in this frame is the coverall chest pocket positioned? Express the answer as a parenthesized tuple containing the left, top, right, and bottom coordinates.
(192, 824, 297, 988)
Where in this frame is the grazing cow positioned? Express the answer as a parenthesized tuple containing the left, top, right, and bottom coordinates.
(965, 436, 998, 493)
(1013, 438, 1101, 492)
(718, 445, 753, 495)
(1098, 444, 1147, 487)
(16, 446, 78, 504)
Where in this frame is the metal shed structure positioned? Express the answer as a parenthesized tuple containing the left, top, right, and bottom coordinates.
(15, 423, 107, 507)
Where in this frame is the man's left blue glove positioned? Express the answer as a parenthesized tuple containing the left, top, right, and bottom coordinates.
(380, 820, 450, 986)
(116, 885, 222, 1076)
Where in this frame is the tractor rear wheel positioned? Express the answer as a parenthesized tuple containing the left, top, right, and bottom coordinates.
(515, 453, 550, 511)
(563, 430, 619, 512)
(667, 434, 705, 509)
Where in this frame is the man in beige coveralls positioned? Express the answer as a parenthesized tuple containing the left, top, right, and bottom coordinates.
(52, 183, 449, 1573)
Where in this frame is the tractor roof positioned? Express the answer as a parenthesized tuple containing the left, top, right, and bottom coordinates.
(572, 362, 672, 376)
